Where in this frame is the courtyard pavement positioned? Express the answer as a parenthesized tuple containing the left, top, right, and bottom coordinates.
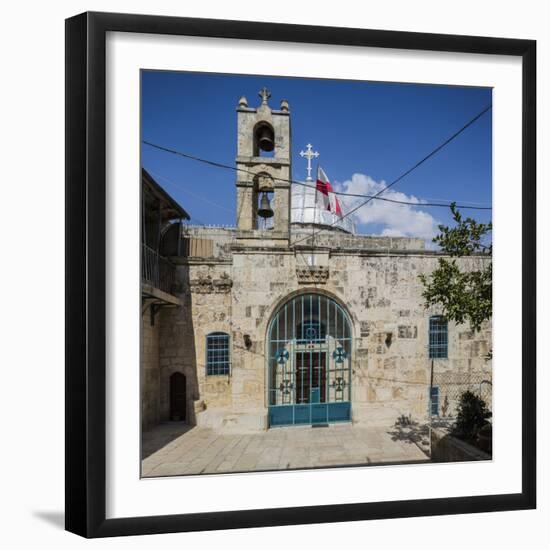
(141, 422, 430, 477)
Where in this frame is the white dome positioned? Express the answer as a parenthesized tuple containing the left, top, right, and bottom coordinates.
(290, 182, 356, 234)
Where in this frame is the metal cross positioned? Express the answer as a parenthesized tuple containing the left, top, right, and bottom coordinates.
(332, 347, 348, 363)
(279, 379, 294, 395)
(299, 143, 319, 181)
(331, 377, 347, 392)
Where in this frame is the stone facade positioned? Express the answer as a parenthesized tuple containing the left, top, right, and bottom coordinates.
(156, 227, 492, 432)
(141, 88, 492, 434)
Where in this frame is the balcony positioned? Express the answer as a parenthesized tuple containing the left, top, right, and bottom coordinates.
(141, 243, 180, 305)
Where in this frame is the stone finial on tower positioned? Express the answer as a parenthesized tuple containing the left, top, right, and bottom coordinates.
(259, 87, 271, 106)
(238, 95, 248, 108)
(280, 99, 289, 112)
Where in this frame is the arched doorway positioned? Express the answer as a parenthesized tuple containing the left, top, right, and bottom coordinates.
(170, 372, 186, 421)
(267, 293, 353, 427)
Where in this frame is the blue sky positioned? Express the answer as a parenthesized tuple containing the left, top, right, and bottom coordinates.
(141, 71, 492, 241)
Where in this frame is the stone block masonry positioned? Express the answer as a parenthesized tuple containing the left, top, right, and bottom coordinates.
(155, 225, 492, 433)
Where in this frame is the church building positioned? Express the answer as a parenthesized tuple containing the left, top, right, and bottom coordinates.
(141, 88, 492, 434)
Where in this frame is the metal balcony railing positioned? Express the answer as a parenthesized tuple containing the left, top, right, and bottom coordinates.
(142, 243, 176, 295)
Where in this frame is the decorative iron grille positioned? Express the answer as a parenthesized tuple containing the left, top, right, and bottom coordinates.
(267, 293, 352, 426)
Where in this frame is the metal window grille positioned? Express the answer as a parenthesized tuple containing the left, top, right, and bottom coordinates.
(297, 320, 326, 342)
(267, 293, 353, 426)
(429, 316, 448, 359)
(430, 386, 440, 416)
(206, 332, 230, 376)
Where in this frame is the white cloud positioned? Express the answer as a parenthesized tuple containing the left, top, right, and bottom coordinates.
(334, 173, 440, 242)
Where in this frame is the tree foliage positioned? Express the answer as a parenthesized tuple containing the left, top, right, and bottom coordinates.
(419, 203, 492, 332)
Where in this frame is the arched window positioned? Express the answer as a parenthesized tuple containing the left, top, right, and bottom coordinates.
(206, 332, 230, 375)
(429, 316, 448, 359)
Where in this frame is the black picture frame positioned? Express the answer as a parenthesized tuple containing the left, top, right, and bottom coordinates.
(65, 11, 536, 538)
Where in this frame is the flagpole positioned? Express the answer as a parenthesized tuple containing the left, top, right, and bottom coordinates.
(310, 162, 317, 256)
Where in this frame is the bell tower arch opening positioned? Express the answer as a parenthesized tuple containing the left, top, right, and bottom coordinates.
(253, 121, 275, 157)
(235, 88, 291, 242)
(254, 172, 275, 230)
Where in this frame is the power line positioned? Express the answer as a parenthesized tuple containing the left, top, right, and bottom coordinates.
(143, 126, 492, 211)
(143, 139, 491, 210)
(326, 192, 491, 210)
(149, 169, 234, 214)
(292, 104, 493, 247)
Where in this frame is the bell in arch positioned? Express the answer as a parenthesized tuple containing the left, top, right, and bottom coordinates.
(257, 192, 274, 219)
(257, 124, 275, 152)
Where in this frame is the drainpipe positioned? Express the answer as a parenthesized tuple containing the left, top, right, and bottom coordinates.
(428, 359, 434, 459)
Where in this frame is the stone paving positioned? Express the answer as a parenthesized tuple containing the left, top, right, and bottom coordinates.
(141, 422, 430, 477)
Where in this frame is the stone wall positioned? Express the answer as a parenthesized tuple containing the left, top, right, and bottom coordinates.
(431, 427, 491, 462)
(159, 262, 234, 428)
(141, 313, 161, 431)
(158, 234, 492, 432)
(291, 228, 426, 251)
(182, 225, 236, 260)
(180, 225, 427, 257)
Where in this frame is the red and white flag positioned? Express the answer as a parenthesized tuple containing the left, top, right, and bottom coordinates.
(316, 166, 343, 217)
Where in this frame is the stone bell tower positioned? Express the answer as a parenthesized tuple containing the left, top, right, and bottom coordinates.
(235, 88, 291, 244)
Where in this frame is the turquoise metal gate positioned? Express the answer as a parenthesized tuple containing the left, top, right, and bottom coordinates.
(267, 293, 352, 427)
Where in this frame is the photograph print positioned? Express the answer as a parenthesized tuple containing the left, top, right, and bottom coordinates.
(140, 71, 493, 478)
